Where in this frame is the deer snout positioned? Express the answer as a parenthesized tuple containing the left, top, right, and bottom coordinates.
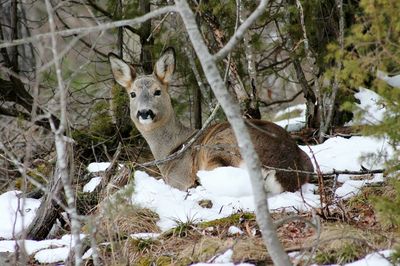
(137, 109, 155, 122)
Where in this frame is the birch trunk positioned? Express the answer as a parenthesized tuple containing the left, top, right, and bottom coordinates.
(175, 1, 291, 265)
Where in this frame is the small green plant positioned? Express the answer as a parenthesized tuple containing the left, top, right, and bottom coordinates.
(169, 216, 198, 237)
(315, 243, 362, 264)
(373, 177, 400, 229)
(392, 248, 400, 264)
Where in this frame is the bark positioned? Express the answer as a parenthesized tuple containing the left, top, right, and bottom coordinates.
(292, 59, 319, 128)
(138, 0, 153, 74)
(193, 81, 202, 129)
(175, 1, 291, 265)
(25, 170, 64, 240)
(184, 45, 204, 129)
(239, 0, 260, 119)
(198, 2, 259, 117)
(45, 0, 81, 264)
(318, 0, 344, 142)
(283, 0, 320, 129)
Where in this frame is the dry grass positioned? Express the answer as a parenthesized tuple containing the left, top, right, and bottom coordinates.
(85, 179, 399, 265)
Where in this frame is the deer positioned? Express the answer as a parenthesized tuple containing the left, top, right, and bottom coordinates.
(108, 48, 314, 194)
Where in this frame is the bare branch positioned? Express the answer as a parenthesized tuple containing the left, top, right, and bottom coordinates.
(260, 90, 302, 107)
(45, 0, 81, 263)
(0, 5, 176, 49)
(214, 0, 267, 61)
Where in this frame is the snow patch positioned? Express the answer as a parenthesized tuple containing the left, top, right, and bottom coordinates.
(83, 176, 102, 192)
(214, 249, 233, 263)
(132, 170, 319, 232)
(87, 162, 111, 172)
(274, 104, 307, 131)
(335, 174, 384, 199)
(197, 167, 253, 197)
(345, 249, 393, 266)
(301, 136, 391, 172)
(228, 226, 243, 235)
(350, 87, 386, 125)
(0, 191, 41, 239)
(130, 232, 160, 240)
(377, 70, 400, 88)
(34, 247, 70, 263)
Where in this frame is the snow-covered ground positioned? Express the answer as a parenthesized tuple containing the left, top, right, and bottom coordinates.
(0, 89, 396, 265)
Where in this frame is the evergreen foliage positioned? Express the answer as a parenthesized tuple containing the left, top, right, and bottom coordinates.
(331, 0, 400, 170)
(329, 0, 400, 260)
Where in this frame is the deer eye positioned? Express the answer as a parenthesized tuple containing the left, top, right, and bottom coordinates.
(154, 90, 161, 96)
(130, 91, 136, 98)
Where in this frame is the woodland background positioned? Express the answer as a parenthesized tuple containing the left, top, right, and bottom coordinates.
(0, 0, 399, 265)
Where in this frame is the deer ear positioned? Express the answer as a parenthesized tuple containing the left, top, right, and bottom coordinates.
(108, 53, 136, 88)
(154, 47, 175, 84)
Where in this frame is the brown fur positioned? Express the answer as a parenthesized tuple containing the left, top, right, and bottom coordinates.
(194, 120, 313, 192)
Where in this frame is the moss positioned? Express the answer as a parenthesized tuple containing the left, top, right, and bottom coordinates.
(273, 109, 303, 122)
(199, 212, 255, 229)
(90, 101, 115, 137)
(179, 237, 229, 262)
(17, 162, 52, 191)
(76, 191, 100, 215)
(134, 255, 174, 266)
(111, 84, 132, 136)
(391, 246, 400, 264)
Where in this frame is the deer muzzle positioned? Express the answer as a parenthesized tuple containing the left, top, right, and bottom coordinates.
(137, 109, 155, 124)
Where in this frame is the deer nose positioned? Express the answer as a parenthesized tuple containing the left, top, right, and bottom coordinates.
(137, 109, 155, 120)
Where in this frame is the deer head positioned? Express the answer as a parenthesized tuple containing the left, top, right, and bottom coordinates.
(108, 48, 176, 132)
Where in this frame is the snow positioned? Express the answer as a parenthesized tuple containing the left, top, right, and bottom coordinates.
(345, 249, 393, 266)
(197, 167, 253, 197)
(228, 226, 243, 235)
(0, 234, 84, 263)
(377, 70, 400, 88)
(132, 170, 321, 231)
(83, 176, 102, 192)
(87, 162, 111, 172)
(335, 174, 384, 199)
(130, 232, 160, 239)
(34, 247, 70, 263)
(274, 104, 307, 131)
(214, 249, 233, 263)
(348, 87, 386, 125)
(0, 191, 41, 239)
(302, 135, 391, 172)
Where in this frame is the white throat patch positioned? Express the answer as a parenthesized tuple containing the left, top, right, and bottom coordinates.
(139, 117, 154, 125)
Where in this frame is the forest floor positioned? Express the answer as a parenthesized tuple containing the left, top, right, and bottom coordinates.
(0, 88, 398, 265)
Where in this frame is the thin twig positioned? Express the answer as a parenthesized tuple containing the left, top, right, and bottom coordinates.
(146, 12, 172, 42)
(260, 90, 302, 107)
(0, 6, 176, 49)
(214, 0, 268, 61)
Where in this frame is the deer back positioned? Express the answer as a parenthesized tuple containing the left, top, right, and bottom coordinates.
(195, 120, 313, 192)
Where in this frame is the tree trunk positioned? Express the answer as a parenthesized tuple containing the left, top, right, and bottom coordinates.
(176, 1, 291, 265)
(292, 59, 319, 128)
(198, 1, 260, 118)
(26, 168, 63, 240)
(139, 0, 153, 74)
(193, 84, 202, 129)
